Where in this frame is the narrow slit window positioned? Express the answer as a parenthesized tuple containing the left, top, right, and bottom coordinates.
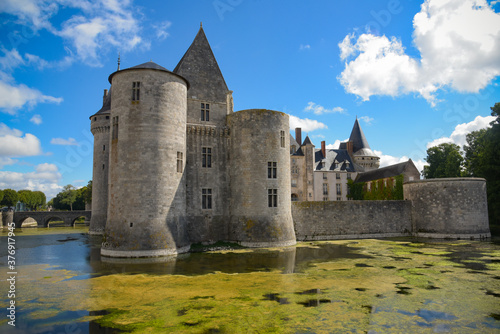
(177, 152, 183, 173)
(132, 82, 140, 101)
(280, 130, 285, 148)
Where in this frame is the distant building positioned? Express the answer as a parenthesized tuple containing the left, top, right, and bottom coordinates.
(354, 160, 421, 191)
(292, 118, 385, 202)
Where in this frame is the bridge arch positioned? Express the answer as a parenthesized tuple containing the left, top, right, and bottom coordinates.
(44, 215, 66, 228)
(13, 211, 92, 228)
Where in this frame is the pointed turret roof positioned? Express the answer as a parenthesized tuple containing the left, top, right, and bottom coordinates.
(349, 118, 371, 153)
(174, 25, 228, 101)
(302, 136, 314, 146)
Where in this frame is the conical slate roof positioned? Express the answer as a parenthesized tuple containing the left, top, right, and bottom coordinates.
(174, 25, 228, 101)
(302, 136, 314, 146)
(108, 61, 189, 87)
(349, 118, 371, 153)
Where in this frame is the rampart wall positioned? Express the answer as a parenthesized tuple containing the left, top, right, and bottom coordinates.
(292, 178, 491, 241)
(292, 201, 412, 241)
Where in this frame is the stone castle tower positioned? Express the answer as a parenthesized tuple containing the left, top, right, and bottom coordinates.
(90, 26, 296, 258)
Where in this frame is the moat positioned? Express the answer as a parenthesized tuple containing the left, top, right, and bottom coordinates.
(1, 227, 499, 333)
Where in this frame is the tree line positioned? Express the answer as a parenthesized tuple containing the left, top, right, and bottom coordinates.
(0, 189, 46, 211)
(423, 102, 500, 228)
(48, 181, 92, 211)
(0, 180, 92, 212)
(347, 175, 404, 201)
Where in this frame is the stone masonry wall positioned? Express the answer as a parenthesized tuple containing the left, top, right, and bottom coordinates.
(292, 200, 412, 241)
(404, 178, 490, 239)
(228, 109, 296, 247)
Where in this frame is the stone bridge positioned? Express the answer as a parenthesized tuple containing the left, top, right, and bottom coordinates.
(13, 211, 91, 228)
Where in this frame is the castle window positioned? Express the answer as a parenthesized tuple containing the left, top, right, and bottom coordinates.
(336, 184, 341, 195)
(201, 103, 210, 121)
(323, 197, 328, 201)
(280, 131, 285, 148)
(102, 164, 105, 170)
(177, 152, 183, 173)
(323, 173, 327, 180)
(202, 188, 212, 209)
(347, 173, 351, 180)
(106, 116, 109, 119)
(94, 117, 96, 121)
(103, 145, 105, 151)
(291, 179, 297, 187)
(336, 173, 340, 180)
(202, 147, 212, 168)
(112, 116, 119, 140)
(337, 197, 342, 201)
(291, 194, 299, 202)
(268, 162, 277, 179)
(268, 189, 278, 207)
(132, 81, 140, 101)
(323, 183, 328, 195)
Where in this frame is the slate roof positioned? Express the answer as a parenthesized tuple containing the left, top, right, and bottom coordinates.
(90, 87, 111, 118)
(107, 61, 189, 87)
(302, 136, 314, 146)
(314, 148, 357, 172)
(354, 160, 416, 183)
(174, 26, 228, 101)
(290, 134, 299, 148)
(349, 118, 377, 157)
(292, 147, 305, 156)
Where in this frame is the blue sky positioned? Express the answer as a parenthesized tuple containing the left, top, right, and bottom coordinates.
(0, 0, 499, 199)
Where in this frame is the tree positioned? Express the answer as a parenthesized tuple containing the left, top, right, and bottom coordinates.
(33, 191, 46, 210)
(347, 179, 364, 200)
(0, 190, 3, 204)
(60, 185, 77, 211)
(1, 189, 19, 209)
(18, 190, 34, 210)
(422, 143, 463, 179)
(463, 102, 500, 229)
(85, 180, 92, 204)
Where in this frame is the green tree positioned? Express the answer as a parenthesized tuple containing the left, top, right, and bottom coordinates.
(393, 175, 404, 200)
(60, 185, 77, 211)
(33, 191, 46, 210)
(422, 143, 463, 179)
(463, 102, 500, 229)
(1, 189, 19, 209)
(18, 190, 34, 210)
(85, 180, 92, 204)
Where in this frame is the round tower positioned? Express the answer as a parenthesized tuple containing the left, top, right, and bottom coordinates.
(89, 90, 111, 235)
(101, 61, 190, 258)
(228, 109, 296, 247)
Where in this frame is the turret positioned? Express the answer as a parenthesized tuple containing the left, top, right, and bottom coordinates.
(89, 89, 111, 235)
(348, 118, 380, 171)
(101, 61, 190, 258)
(228, 109, 296, 247)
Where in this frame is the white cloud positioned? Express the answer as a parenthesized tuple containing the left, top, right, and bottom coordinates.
(289, 115, 328, 132)
(339, 0, 500, 105)
(0, 79, 63, 114)
(326, 139, 347, 150)
(427, 115, 496, 149)
(358, 116, 374, 125)
(300, 44, 311, 50)
(51, 137, 79, 146)
(0, 163, 62, 199)
(304, 102, 346, 115)
(373, 149, 426, 175)
(0, 123, 42, 156)
(154, 21, 172, 41)
(0, 157, 17, 168)
(1, 0, 145, 67)
(30, 114, 42, 125)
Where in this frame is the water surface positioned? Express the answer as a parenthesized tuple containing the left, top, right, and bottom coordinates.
(1, 227, 499, 333)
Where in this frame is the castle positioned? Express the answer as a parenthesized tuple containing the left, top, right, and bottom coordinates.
(90, 26, 490, 259)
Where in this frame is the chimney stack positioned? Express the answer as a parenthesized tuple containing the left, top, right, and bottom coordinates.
(103, 89, 108, 105)
(295, 128, 302, 146)
(346, 141, 353, 156)
(321, 141, 326, 158)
